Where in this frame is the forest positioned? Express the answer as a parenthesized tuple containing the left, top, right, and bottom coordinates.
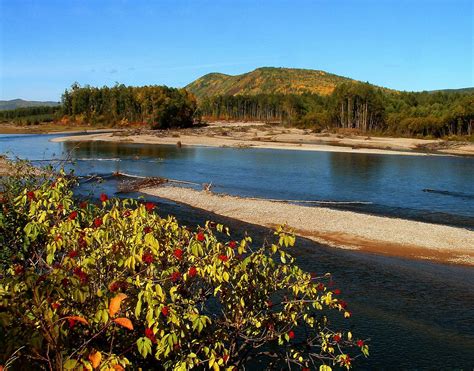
(61, 83, 199, 129)
(0, 105, 60, 125)
(199, 83, 474, 138)
(1, 81, 472, 139)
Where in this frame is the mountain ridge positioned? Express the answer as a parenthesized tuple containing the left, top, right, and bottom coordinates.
(186, 67, 473, 99)
(0, 99, 60, 111)
(186, 67, 377, 99)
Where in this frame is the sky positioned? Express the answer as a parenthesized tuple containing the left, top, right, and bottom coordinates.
(0, 0, 472, 101)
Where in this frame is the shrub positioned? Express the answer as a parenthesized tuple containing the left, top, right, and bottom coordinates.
(0, 174, 368, 370)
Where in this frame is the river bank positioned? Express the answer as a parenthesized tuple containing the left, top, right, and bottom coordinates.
(141, 186, 474, 266)
(0, 122, 120, 135)
(50, 122, 474, 156)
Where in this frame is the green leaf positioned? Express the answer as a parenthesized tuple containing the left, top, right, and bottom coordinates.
(63, 359, 78, 370)
(137, 337, 153, 358)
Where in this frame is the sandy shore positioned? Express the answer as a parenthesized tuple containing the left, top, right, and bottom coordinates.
(51, 122, 474, 156)
(141, 186, 474, 266)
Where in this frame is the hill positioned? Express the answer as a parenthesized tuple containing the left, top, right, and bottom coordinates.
(0, 99, 60, 111)
(428, 87, 474, 94)
(186, 67, 360, 99)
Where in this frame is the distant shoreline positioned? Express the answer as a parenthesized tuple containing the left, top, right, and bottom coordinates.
(50, 122, 474, 157)
(141, 185, 474, 266)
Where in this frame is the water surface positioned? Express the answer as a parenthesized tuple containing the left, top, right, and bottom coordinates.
(2, 133, 474, 228)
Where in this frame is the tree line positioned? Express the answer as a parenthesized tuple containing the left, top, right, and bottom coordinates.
(199, 83, 474, 138)
(0, 106, 60, 125)
(1, 82, 472, 138)
(61, 83, 199, 129)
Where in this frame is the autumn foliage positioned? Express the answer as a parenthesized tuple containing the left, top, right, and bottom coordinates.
(0, 174, 369, 370)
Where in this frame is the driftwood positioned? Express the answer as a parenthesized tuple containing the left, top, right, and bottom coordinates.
(117, 177, 168, 193)
(114, 172, 202, 193)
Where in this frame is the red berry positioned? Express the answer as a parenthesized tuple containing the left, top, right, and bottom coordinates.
(100, 193, 108, 202)
(145, 202, 155, 211)
(188, 266, 197, 277)
(333, 289, 341, 295)
(171, 271, 181, 282)
(161, 306, 169, 316)
(338, 300, 347, 309)
(196, 231, 205, 242)
(145, 327, 157, 343)
(143, 226, 152, 234)
(27, 191, 36, 201)
(123, 210, 131, 217)
(357, 339, 364, 347)
(333, 334, 341, 343)
(218, 255, 228, 262)
(93, 218, 103, 228)
(229, 240, 237, 248)
(69, 211, 78, 220)
(222, 354, 229, 363)
(73, 267, 88, 284)
(51, 302, 60, 310)
(79, 201, 88, 209)
(288, 330, 295, 339)
(142, 252, 154, 265)
(68, 318, 76, 329)
(57, 204, 64, 211)
(174, 248, 183, 260)
(68, 250, 78, 258)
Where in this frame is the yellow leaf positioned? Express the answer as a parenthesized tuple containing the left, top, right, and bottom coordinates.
(109, 293, 127, 317)
(113, 317, 133, 330)
(64, 315, 89, 325)
(112, 364, 125, 370)
(88, 350, 102, 369)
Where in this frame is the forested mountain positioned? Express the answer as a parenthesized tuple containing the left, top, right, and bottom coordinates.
(0, 99, 59, 110)
(186, 67, 360, 99)
(428, 87, 474, 94)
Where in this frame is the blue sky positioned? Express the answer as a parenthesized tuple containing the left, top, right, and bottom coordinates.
(0, 0, 472, 100)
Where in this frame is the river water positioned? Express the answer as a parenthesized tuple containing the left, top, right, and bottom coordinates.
(1, 133, 474, 369)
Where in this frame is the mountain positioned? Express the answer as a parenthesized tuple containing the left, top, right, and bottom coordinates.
(427, 87, 474, 94)
(0, 99, 60, 111)
(186, 67, 361, 99)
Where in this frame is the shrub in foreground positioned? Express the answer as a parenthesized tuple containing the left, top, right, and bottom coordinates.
(0, 175, 368, 370)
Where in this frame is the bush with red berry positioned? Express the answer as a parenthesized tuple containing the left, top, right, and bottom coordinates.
(0, 173, 369, 370)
